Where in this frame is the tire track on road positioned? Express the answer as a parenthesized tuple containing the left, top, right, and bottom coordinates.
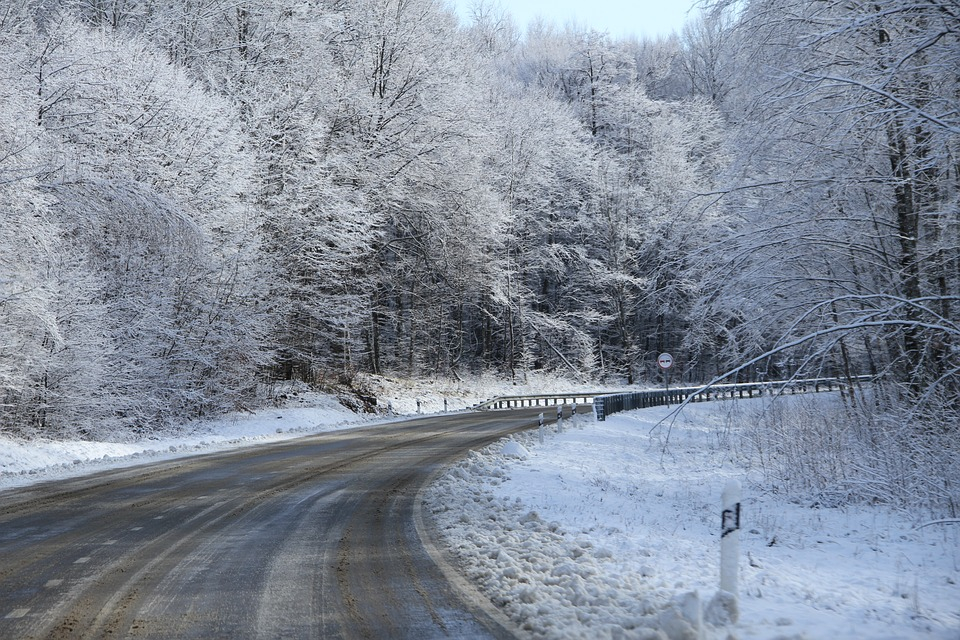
(0, 410, 541, 639)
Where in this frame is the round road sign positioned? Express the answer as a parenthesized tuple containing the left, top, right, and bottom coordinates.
(657, 353, 674, 370)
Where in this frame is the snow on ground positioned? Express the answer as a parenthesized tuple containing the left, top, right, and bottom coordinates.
(362, 371, 624, 415)
(423, 398, 960, 640)
(0, 372, 609, 490)
(0, 390, 365, 491)
(4, 380, 958, 639)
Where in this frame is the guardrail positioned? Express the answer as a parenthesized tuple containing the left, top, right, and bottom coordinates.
(474, 376, 871, 420)
(474, 392, 610, 411)
(592, 376, 871, 421)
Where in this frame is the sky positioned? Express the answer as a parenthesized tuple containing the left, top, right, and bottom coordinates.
(449, 0, 699, 40)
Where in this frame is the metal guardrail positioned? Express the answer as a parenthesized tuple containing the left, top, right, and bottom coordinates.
(474, 376, 871, 420)
(592, 376, 872, 421)
(474, 392, 611, 411)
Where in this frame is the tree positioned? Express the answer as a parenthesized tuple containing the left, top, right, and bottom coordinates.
(702, 0, 960, 399)
(20, 15, 269, 434)
(0, 20, 61, 434)
(679, 8, 738, 107)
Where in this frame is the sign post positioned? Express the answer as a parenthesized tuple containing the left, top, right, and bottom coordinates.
(657, 352, 674, 406)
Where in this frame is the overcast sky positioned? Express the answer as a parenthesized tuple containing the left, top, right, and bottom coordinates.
(449, 0, 698, 40)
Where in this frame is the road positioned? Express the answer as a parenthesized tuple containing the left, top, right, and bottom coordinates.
(0, 409, 550, 639)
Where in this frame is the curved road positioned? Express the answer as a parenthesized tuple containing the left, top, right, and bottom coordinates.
(0, 409, 549, 639)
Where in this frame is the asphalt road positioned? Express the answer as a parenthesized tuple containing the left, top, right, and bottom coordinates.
(0, 408, 551, 639)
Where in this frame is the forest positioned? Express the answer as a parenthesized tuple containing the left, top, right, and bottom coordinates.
(1, 0, 958, 495)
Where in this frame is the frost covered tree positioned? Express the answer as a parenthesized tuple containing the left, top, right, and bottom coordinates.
(0, 21, 61, 435)
(688, 0, 960, 511)
(700, 0, 960, 397)
(679, 8, 738, 107)
(0, 13, 270, 436)
(0, 0, 754, 432)
(504, 24, 731, 382)
(484, 85, 600, 378)
(297, 0, 509, 378)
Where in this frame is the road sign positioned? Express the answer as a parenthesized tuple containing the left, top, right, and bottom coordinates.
(657, 353, 674, 370)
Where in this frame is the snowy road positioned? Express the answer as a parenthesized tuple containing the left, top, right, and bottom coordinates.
(0, 410, 542, 639)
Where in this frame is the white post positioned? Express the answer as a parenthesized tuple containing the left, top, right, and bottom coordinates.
(720, 479, 741, 597)
(538, 412, 545, 445)
(557, 404, 563, 433)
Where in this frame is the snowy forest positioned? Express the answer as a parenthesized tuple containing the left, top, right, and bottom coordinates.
(1, 0, 958, 463)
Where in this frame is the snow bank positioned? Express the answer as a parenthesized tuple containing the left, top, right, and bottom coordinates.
(501, 440, 530, 459)
(0, 372, 608, 490)
(0, 391, 364, 490)
(424, 399, 960, 639)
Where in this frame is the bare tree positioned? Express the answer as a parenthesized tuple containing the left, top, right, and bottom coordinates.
(702, 0, 960, 398)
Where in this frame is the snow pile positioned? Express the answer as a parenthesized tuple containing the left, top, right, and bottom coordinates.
(501, 440, 530, 459)
(426, 432, 710, 639)
(424, 400, 960, 639)
(0, 391, 364, 490)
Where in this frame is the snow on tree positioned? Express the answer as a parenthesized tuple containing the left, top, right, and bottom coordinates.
(700, 0, 960, 393)
(0, 24, 61, 435)
(0, 13, 269, 436)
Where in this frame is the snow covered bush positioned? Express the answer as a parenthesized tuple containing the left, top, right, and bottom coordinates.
(738, 394, 960, 514)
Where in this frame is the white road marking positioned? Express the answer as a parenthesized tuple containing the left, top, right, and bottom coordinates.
(5, 608, 30, 619)
(45, 579, 63, 588)
(131, 527, 143, 531)
(74, 557, 91, 564)
(154, 516, 164, 520)
(102, 540, 117, 545)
